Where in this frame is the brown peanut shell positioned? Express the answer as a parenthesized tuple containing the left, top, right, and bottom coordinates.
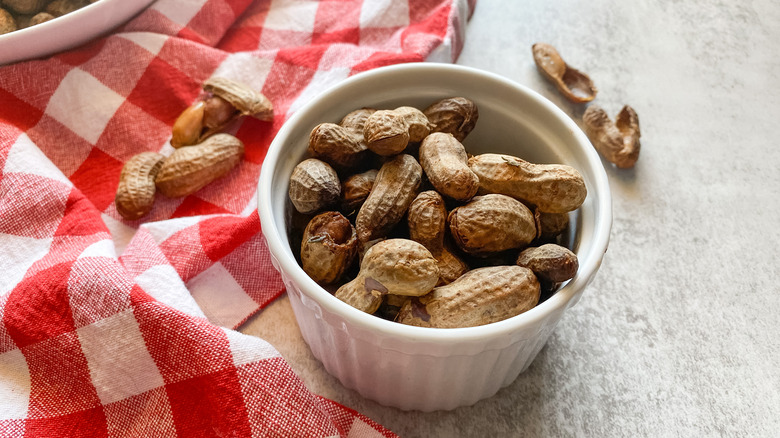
(115, 152, 165, 220)
(448, 194, 536, 255)
(288, 158, 341, 215)
(422, 97, 478, 142)
(517, 244, 579, 283)
(203, 77, 273, 121)
(419, 133, 479, 201)
(301, 211, 358, 285)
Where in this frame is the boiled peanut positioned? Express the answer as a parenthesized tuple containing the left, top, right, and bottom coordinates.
(423, 97, 478, 142)
(419, 132, 479, 201)
(448, 194, 536, 255)
(155, 134, 244, 198)
(582, 104, 641, 169)
(308, 123, 367, 170)
(115, 152, 165, 220)
(363, 106, 432, 156)
(335, 239, 439, 314)
(408, 191, 468, 285)
(288, 158, 340, 215)
(341, 169, 378, 214)
(532, 42, 597, 103)
(517, 244, 579, 283)
(396, 265, 540, 328)
(468, 153, 586, 213)
(301, 211, 358, 285)
(0, 8, 17, 34)
(536, 210, 570, 241)
(355, 154, 422, 243)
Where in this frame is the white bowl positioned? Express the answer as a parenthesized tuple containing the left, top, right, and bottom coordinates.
(0, 0, 155, 65)
(258, 63, 612, 412)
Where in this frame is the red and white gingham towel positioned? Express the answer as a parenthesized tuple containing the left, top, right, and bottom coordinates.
(0, 0, 474, 435)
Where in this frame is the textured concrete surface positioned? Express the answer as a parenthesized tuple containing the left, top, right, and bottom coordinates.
(241, 1, 780, 436)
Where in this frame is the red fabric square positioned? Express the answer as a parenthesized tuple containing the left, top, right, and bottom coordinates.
(185, 0, 252, 47)
(171, 196, 230, 218)
(312, 27, 360, 45)
(134, 301, 233, 383)
(235, 116, 277, 165)
(94, 100, 170, 163)
(126, 57, 202, 126)
(0, 88, 44, 132)
(27, 114, 95, 178)
(199, 214, 260, 262)
(165, 369, 252, 437)
(55, 38, 108, 67)
(0, 173, 70, 239)
(219, 26, 264, 53)
(261, 54, 320, 117)
(24, 407, 108, 438)
(313, 1, 361, 33)
(220, 224, 285, 309)
(350, 52, 421, 74)
(54, 188, 108, 237)
(4, 263, 76, 348)
(23, 331, 102, 418)
(68, 148, 124, 213)
(0, 420, 25, 436)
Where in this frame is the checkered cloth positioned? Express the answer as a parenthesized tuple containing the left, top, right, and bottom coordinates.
(0, 0, 474, 435)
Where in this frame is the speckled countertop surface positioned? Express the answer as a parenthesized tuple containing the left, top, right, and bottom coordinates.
(241, 1, 780, 436)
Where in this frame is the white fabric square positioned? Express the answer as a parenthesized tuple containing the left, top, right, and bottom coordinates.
(0, 233, 52, 295)
(3, 134, 72, 186)
(188, 262, 257, 328)
(212, 53, 274, 93)
(0, 349, 31, 420)
(263, 0, 319, 31)
(287, 67, 350, 115)
(101, 213, 137, 256)
(78, 238, 117, 260)
(45, 68, 125, 145)
(77, 309, 165, 405)
(134, 265, 206, 319)
(119, 32, 169, 56)
(222, 328, 280, 367)
(151, 0, 208, 26)
(360, 0, 409, 28)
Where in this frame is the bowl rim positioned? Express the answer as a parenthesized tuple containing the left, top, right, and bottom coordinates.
(0, 0, 155, 66)
(258, 62, 612, 343)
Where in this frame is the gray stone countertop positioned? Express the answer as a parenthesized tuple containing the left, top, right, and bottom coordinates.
(241, 1, 780, 436)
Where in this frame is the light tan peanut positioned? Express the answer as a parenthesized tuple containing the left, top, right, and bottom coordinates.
(396, 265, 540, 328)
(203, 77, 273, 122)
(468, 153, 587, 213)
(363, 110, 410, 156)
(308, 123, 367, 170)
(339, 108, 376, 134)
(288, 158, 340, 215)
(419, 133, 479, 201)
(407, 191, 468, 285)
(115, 152, 165, 220)
(517, 244, 579, 283)
(335, 239, 439, 314)
(532, 42, 597, 103)
(448, 194, 536, 255)
(393, 106, 433, 142)
(301, 211, 358, 285)
(0, 8, 17, 34)
(423, 97, 479, 142)
(341, 169, 378, 214)
(355, 154, 422, 243)
(155, 133, 244, 198)
(582, 104, 641, 169)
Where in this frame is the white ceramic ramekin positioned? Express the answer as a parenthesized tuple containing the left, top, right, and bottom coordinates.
(258, 63, 611, 412)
